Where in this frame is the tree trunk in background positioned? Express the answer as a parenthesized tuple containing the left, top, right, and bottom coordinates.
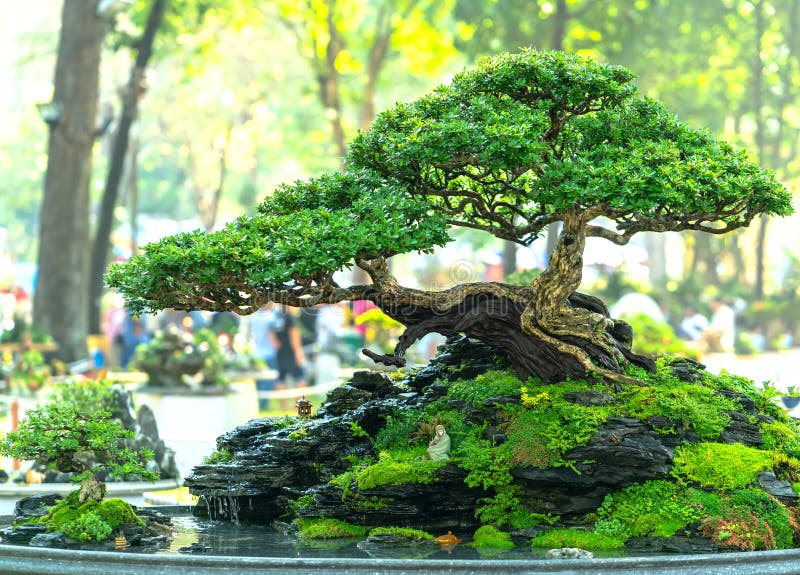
(502, 241, 517, 280)
(127, 135, 140, 256)
(88, 0, 168, 334)
(542, 0, 569, 267)
(752, 0, 767, 300)
(645, 233, 667, 291)
(33, 0, 104, 363)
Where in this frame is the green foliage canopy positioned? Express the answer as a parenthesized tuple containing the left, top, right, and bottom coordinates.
(108, 49, 791, 315)
(350, 49, 791, 244)
(108, 170, 449, 314)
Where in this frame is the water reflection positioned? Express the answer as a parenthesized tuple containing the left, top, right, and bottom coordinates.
(158, 516, 543, 560)
(0, 515, 632, 560)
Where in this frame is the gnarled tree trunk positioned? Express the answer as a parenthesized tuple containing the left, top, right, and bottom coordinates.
(360, 216, 655, 385)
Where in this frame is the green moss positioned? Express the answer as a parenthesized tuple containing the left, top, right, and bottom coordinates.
(474, 487, 556, 530)
(698, 488, 796, 550)
(346, 493, 393, 512)
(62, 511, 114, 542)
(595, 480, 703, 540)
(374, 410, 423, 452)
(531, 528, 624, 551)
(203, 448, 234, 464)
(457, 435, 514, 491)
(470, 525, 514, 548)
(616, 364, 738, 440)
(595, 479, 798, 551)
(288, 423, 308, 440)
(672, 443, 774, 490)
(705, 371, 787, 421)
(96, 498, 143, 526)
(368, 526, 435, 540)
(503, 395, 609, 469)
(295, 518, 367, 539)
(761, 420, 800, 459)
(355, 452, 445, 490)
(42, 493, 142, 542)
(446, 370, 523, 405)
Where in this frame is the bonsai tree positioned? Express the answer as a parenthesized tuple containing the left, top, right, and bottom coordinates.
(107, 49, 792, 386)
(0, 398, 158, 503)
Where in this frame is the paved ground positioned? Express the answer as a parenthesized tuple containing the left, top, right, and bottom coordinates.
(702, 349, 800, 392)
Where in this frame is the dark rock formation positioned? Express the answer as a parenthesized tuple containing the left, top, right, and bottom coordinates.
(512, 418, 675, 516)
(758, 471, 800, 505)
(0, 524, 47, 544)
(29, 532, 69, 548)
(13, 494, 63, 523)
(184, 336, 787, 542)
(298, 464, 484, 530)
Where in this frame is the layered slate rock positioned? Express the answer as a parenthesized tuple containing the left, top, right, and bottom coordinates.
(298, 464, 485, 531)
(184, 336, 788, 533)
(186, 337, 498, 522)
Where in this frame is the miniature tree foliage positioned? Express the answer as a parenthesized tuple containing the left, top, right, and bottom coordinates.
(0, 401, 158, 503)
(107, 49, 792, 385)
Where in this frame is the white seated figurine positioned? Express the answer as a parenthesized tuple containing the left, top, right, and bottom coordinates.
(427, 424, 451, 461)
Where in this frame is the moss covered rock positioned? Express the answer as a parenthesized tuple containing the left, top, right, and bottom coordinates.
(187, 337, 800, 552)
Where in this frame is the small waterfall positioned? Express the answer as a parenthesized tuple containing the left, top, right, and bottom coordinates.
(200, 494, 242, 524)
(228, 495, 241, 525)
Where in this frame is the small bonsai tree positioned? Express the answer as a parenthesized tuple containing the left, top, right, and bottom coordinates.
(107, 49, 792, 386)
(0, 399, 158, 503)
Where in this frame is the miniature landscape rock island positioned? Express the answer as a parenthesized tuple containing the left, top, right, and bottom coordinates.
(106, 49, 800, 552)
(185, 337, 800, 553)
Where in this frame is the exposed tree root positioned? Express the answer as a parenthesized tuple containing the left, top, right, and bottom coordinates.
(364, 287, 654, 385)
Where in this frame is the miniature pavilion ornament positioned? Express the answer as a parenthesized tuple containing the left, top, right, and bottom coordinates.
(295, 396, 312, 417)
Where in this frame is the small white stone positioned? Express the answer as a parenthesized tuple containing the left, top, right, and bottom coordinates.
(545, 547, 594, 559)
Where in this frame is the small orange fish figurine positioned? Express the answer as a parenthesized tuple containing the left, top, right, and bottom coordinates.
(436, 531, 462, 545)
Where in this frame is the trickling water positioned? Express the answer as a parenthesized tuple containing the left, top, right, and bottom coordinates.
(227, 495, 240, 525)
(202, 495, 242, 525)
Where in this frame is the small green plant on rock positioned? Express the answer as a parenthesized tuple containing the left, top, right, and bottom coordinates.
(348, 421, 369, 438)
(368, 526, 435, 541)
(203, 448, 234, 464)
(469, 525, 514, 548)
(531, 528, 625, 551)
(295, 517, 367, 539)
(0, 400, 158, 504)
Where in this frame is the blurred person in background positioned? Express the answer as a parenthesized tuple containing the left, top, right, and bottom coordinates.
(270, 305, 307, 410)
(702, 299, 736, 353)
